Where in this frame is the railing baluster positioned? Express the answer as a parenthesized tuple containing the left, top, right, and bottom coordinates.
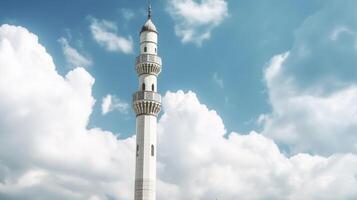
(136, 54, 162, 65)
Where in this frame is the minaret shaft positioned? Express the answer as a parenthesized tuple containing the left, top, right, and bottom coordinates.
(134, 115, 157, 199)
(133, 6, 161, 200)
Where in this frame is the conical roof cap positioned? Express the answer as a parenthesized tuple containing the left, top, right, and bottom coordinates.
(141, 19, 157, 33)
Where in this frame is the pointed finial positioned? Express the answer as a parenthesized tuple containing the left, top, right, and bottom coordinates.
(148, 4, 152, 19)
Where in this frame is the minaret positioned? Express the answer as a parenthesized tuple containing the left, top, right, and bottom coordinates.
(133, 5, 162, 200)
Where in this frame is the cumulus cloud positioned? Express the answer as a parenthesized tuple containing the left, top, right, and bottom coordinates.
(58, 37, 92, 68)
(261, 53, 357, 155)
(259, 0, 357, 155)
(89, 18, 133, 54)
(167, 0, 228, 45)
(101, 94, 129, 115)
(157, 91, 357, 200)
(0, 24, 134, 199)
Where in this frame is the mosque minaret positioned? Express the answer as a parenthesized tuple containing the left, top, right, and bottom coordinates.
(132, 5, 162, 200)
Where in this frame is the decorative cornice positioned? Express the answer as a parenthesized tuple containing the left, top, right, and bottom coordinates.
(135, 54, 162, 76)
(133, 91, 161, 116)
(136, 63, 161, 76)
(133, 100, 161, 116)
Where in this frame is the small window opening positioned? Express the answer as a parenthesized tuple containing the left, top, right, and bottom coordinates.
(151, 84, 155, 91)
(142, 83, 146, 91)
(151, 145, 154, 156)
(136, 145, 139, 157)
(155, 48, 157, 53)
(144, 47, 147, 52)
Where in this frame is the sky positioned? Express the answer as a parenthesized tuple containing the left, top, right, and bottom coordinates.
(0, 0, 357, 199)
(0, 0, 323, 137)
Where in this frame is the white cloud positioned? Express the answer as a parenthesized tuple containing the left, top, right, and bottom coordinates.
(101, 94, 129, 115)
(167, 0, 228, 45)
(89, 18, 133, 54)
(259, 0, 357, 155)
(157, 91, 357, 200)
(58, 37, 92, 68)
(261, 53, 357, 155)
(0, 24, 134, 199)
(212, 72, 224, 88)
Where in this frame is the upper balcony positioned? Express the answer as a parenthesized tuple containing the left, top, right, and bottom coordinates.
(136, 54, 162, 66)
(133, 91, 161, 103)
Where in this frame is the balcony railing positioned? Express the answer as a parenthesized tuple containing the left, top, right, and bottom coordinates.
(136, 54, 162, 66)
(133, 91, 161, 103)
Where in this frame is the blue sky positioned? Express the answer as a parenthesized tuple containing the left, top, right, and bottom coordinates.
(0, 0, 324, 137)
(1, 0, 357, 199)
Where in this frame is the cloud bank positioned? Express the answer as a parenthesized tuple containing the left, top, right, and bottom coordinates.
(0, 24, 134, 200)
(157, 91, 357, 200)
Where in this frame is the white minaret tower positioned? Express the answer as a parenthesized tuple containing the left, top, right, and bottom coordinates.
(133, 5, 161, 200)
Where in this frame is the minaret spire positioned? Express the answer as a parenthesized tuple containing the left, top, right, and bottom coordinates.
(148, 4, 152, 19)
